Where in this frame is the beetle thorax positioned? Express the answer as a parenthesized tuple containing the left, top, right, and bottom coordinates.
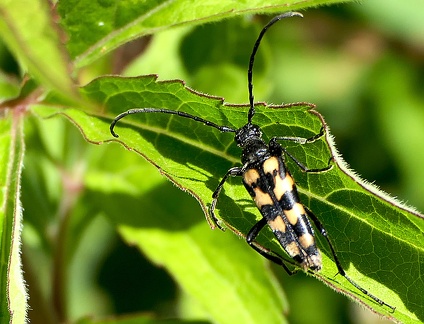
(235, 123, 262, 147)
(235, 124, 270, 165)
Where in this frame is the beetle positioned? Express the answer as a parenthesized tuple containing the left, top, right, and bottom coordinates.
(110, 12, 395, 312)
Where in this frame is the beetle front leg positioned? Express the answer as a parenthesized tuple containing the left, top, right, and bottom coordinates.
(269, 137, 333, 174)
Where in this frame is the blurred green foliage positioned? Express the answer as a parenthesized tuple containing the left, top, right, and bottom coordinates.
(1, 0, 423, 323)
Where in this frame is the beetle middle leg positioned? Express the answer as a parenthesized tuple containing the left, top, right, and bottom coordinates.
(210, 167, 244, 230)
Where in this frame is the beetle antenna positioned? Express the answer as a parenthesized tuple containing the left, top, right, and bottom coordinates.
(247, 11, 303, 124)
(110, 108, 236, 138)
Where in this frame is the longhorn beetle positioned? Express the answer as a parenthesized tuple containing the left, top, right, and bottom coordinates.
(110, 12, 395, 311)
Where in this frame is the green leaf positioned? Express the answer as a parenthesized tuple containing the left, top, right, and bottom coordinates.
(33, 78, 289, 324)
(0, 0, 77, 100)
(0, 110, 27, 323)
(58, 0, 349, 69)
(32, 75, 424, 323)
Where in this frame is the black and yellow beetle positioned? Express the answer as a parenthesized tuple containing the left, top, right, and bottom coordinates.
(110, 12, 395, 312)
